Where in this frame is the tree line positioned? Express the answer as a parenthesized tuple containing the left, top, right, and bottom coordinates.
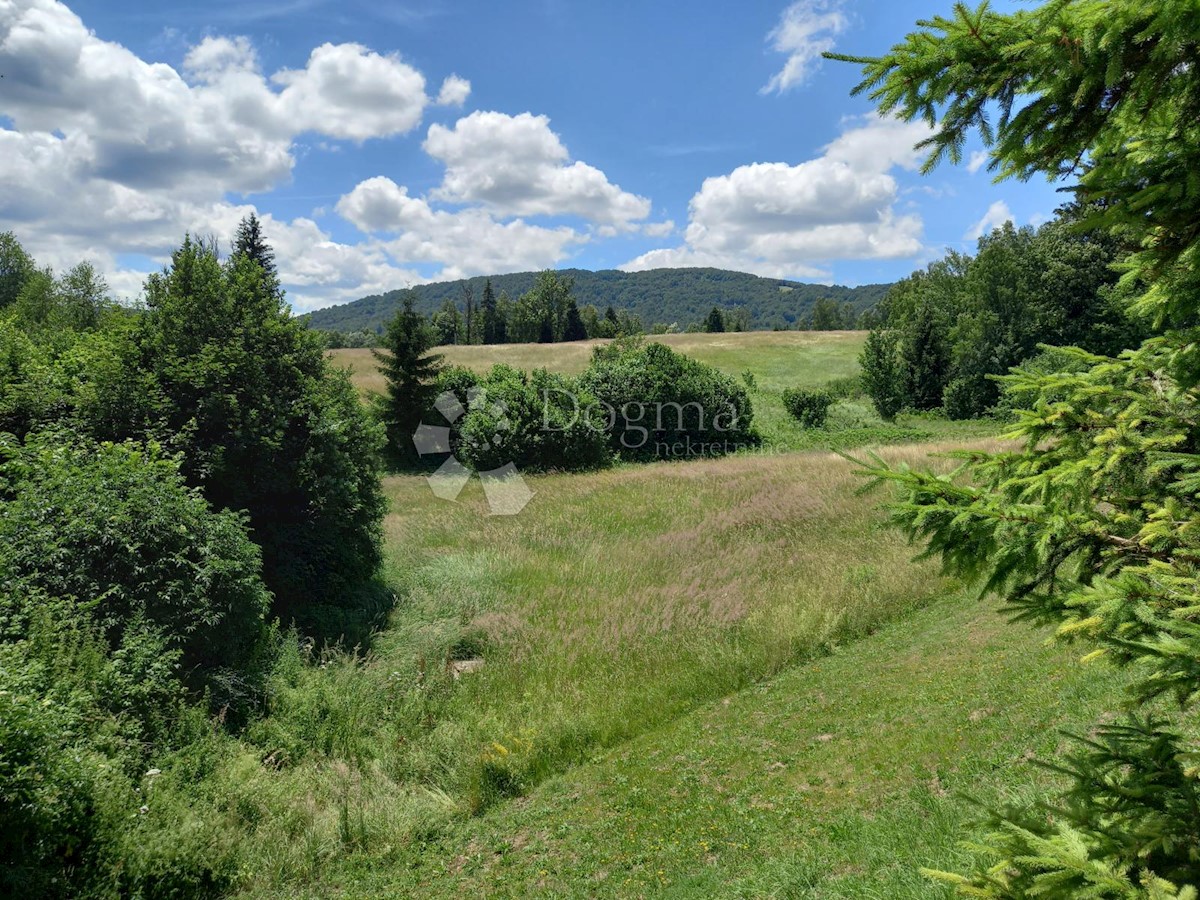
(307, 266, 891, 335)
(372, 293, 758, 472)
(324, 272, 867, 350)
(859, 208, 1146, 420)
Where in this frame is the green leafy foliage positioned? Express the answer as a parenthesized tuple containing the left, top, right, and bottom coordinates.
(781, 388, 834, 428)
(861, 215, 1143, 420)
(457, 365, 611, 473)
(859, 328, 904, 420)
(0, 431, 273, 715)
(580, 338, 757, 461)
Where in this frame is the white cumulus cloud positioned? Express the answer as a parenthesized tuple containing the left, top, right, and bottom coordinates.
(762, 0, 847, 94)
(966, 200, 1014, 240)
(623, 115, 931, 280)
(424, 111, 651, 226)
(435, 73, 471, 106)
(336, 176, 586, 277)
(0, 0, 492, 309)
(271, 42, 429, 141)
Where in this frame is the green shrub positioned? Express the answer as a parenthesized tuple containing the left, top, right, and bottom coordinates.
(0, 631, 234, 900)
(0, 431, 273, 716)
(0, 650, 111, 897)
(435, 364, 480, 403)
(458, 365, 611, 472)
(0, 321, 73, 438)
(859, 329, 904, 420)
(579, 339, 757, 461)
(782, 388, 834, 428)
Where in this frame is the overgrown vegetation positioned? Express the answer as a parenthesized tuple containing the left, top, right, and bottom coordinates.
(580, 338, 758, 461)
(782, 388, 834, 428)
(0, 219, 389, 895)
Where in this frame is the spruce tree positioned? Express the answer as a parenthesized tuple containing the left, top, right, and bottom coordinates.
(495, 290, 511, 344)
(232, 213, 280, 297)
(563, 298, 587, 341)
(139, 228, 386, 631)
(834, 1, 1200, 893)
(704, 306, 725, 333)
(373, 291, 443, 464)
(462, 284, 475, 345)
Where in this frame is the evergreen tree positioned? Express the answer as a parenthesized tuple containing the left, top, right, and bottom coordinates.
(494, 290, 511, 343)
(232, 213, 280, 297)
(563, 298, 587, 341)
(835, 1, 1200, 893)
(373, 291, 443, 464)
(704, 306, 725, 333)
(136, 225, 386, 630)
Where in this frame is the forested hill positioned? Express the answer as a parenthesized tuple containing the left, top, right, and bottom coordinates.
(304, 268, 891, 333)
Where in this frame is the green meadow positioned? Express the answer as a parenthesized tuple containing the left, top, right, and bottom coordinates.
(329, 331, 994, 456)
(158, 332, 1128, 898)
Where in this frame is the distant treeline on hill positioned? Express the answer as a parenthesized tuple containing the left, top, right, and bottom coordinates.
(303, 267, 890, 341)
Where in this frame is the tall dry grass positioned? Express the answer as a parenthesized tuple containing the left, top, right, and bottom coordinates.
(187, 441, 985, 896)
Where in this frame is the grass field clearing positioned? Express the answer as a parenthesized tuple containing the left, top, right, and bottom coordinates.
(329, 331, 994, 454)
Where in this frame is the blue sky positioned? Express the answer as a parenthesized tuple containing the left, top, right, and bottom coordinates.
(0, 0, 1062, 311)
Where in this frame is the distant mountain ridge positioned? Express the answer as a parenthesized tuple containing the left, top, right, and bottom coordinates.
(303, 267, 892, 333)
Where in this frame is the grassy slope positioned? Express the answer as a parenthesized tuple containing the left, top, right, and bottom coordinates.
(229, 441, 1129, 898)
(225, 333, 1086, 897)
(305, 592, 1129, 898)
(227, 442, 994, 896)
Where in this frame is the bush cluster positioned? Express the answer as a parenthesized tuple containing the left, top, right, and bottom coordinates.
(455, 365, 612, 473)
(413, 339, 757, 471)
(781, 388, 834, 428)
(579, 339, 757, 460)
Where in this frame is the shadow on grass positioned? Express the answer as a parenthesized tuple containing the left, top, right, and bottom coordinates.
(286, 575, 399, 655)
